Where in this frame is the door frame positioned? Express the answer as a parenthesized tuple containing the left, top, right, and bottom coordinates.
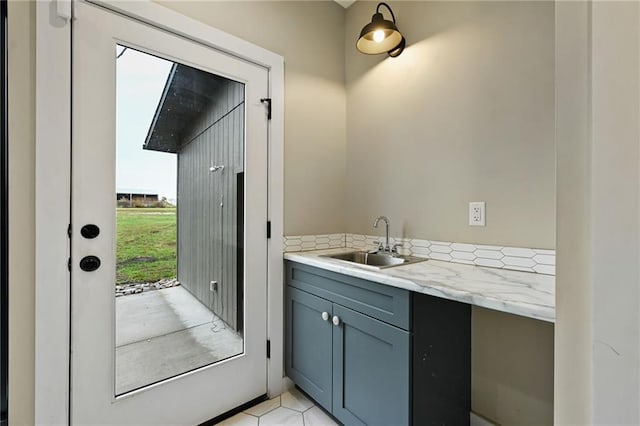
(34, 1, 284, 424)
(0, 0, 7, 424)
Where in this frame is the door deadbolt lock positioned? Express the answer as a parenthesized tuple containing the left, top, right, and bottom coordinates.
(80, 224, 100, 239)
(80, 255, 101, 272)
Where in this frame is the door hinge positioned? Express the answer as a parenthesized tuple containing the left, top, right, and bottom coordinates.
(267, 221, 271, 239)
(260, 98, 272, 120)
(67, 257, 71, 272)
(266, 340, 271, 359)
(67, 224, 72, 238)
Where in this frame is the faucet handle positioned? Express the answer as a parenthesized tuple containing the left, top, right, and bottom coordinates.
(391, 242, 404, 255)
(372, 240, 384, 251)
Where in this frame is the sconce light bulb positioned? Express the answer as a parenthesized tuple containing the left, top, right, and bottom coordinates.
(373, 29, 385, 43)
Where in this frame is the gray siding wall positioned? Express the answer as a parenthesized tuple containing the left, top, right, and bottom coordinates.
(177, 78, 244, 331)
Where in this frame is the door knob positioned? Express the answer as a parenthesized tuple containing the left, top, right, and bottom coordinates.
(80, 255, 101, 272)
(321, 311, 330, 321)
(80, 224, 100, 239)
(332, 315, 341, 326)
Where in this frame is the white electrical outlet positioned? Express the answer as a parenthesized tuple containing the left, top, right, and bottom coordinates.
(469, 202, 486, 226)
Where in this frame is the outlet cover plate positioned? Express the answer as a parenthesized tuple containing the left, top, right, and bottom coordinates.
(469, 202, 486, 226)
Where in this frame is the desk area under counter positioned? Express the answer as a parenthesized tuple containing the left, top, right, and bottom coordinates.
(283, 248, 555, 425)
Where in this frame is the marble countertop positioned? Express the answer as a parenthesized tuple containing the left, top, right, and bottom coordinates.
(284, 248, 555, 323)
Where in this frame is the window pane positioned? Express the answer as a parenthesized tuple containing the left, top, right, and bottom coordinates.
(115, 45, 245, 396)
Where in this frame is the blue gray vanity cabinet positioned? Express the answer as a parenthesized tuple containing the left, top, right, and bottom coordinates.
(286, 267, 409, 425)
(285, 261, 471, 426)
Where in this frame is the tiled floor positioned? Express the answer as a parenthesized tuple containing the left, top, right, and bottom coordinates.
(216, 388, 339, 426)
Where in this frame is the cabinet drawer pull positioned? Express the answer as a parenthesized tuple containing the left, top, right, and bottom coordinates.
(321, 311, 330, 321)
(332, 315, 341, 326)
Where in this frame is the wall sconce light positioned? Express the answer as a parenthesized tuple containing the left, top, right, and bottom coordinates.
(356, 2, 406, 58)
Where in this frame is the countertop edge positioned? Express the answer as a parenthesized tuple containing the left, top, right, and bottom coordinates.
(284, 249, 555, 324)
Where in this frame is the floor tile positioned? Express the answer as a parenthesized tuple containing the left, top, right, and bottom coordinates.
(258, 407, 303, 425)
(280, 388, 314, 412)
(216, 412, 258, 426)
(303, 406, 338, 426)
(243, 396, 280, 417)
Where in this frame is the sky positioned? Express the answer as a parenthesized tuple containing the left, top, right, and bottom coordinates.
(116, 46, 177, 201)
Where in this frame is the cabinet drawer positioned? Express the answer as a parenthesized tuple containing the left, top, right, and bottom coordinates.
(286, 261, 410, 330)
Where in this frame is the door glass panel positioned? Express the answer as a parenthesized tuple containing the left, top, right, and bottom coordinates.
(115, 45, 245, 396)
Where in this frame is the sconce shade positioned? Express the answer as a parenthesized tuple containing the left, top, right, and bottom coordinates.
(356, 3, 406, 57)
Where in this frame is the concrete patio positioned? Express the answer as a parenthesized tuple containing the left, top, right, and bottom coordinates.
(115, 286, 243, 395)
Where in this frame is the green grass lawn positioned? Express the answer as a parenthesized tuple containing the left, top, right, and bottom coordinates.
(116, 208, 176, 285)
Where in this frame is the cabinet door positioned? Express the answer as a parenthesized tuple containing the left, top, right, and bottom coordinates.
(286, 287, 333, 410)
(332, 305, 410, 426)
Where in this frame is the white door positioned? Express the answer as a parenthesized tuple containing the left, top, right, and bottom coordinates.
(71, 2, 269, 424)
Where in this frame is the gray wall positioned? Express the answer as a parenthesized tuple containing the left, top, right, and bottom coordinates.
(472, 308, 554, 425)
(345, 1, 555, 249)
(556, 2, 640, 423)
(345, 2, 555, 424)
(7, 1, 35, 424)
(554, 3, 592, 423)
(589, 3, 640, 422)
(177, 78, 244, 331)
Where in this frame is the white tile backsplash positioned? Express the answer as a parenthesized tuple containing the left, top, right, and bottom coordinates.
(502, 256, 536, 268)
(474, 249, 504, 259)
(430, 244, 453, 254)
(475, 258, 505, 268)
(534, 248, 555, 256)
(283, 234, 344, 252)
(451, 251, 476, 261)
(431, 252, 454, 262)
(411, 246, 432, 257)
(451, 243, 476, 252)
(502, 247, 537, 258)
(283, 233, 555, 275)
(533, 254, 555, 265)
(411, 238, 431, 248)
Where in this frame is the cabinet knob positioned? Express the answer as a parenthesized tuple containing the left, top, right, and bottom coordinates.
(321, 311, 330, 321)
(332, 315, 341, 326)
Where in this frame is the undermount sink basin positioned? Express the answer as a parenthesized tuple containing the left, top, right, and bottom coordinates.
(321, 251, 426, 269)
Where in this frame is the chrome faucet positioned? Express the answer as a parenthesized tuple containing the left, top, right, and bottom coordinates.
(373, 216, 391, 253)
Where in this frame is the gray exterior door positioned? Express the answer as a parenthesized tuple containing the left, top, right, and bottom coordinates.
(286, 287, 333, 410)
(332, 304, 410, 426)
